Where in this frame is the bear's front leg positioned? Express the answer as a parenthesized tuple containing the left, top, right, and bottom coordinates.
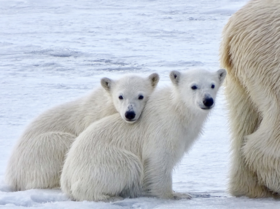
(142, 151, 191, 200)
(142, 158, 173, 199)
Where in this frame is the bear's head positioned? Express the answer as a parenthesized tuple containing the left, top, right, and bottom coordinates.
(101, 73, 159, 123)
(169, 68, 226, 111)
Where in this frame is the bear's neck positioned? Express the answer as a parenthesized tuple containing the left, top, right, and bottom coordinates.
(78, 88, 116, 133)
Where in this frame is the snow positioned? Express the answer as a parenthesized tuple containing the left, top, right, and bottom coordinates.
(1, 0, 279, 208)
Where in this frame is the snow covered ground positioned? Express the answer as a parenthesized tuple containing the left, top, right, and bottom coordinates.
(1, 0, 279, 208)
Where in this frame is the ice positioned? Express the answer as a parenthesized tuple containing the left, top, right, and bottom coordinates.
(2, 0, 279, 208)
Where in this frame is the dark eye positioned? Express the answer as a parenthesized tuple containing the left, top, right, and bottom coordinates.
(211, 84, 215, 89)
(138, 95, 144, 100)
(191, 85, 197, 90)
(118, 95, 123, 100)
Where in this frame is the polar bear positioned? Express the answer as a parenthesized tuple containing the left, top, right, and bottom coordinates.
(5, 73, 159, 191)
(220, 0, 280, 198)
(61, 68, 226, 202)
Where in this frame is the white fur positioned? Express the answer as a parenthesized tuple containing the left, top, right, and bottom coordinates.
(61, 69, 226, 201)
(220, 0, 280, 198)
(5, 73, 159, 191)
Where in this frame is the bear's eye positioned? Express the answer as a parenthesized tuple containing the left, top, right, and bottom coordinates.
(191, 85, 197, 90)
(138, 95, 144, 100)
(211, 84, 215, 89)
(118, 95, 123, 100)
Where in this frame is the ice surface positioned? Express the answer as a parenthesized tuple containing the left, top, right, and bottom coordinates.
(1, 0, 279, 208)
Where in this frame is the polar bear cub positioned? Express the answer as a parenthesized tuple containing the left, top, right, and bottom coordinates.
(5, 73, 159, 191)
(61, 69, 226, 202)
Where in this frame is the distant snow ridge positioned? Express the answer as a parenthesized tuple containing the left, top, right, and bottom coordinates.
(28, 48, 83, 58)
(88, 58, 143, 72)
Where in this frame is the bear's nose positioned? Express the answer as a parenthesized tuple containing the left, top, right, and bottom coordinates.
(125, 111, 136, 120)
(203, 97, 214, 108)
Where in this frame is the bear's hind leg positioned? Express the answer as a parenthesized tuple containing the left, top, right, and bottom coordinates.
(238, 67, 280, 195)
(5, 132, 76, 190)
(243, 114, 280, 194)
(225, 76, 271, 197)
(69, 146, 143, 202)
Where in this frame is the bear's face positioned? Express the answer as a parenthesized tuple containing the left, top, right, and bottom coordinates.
(101, 73, 159, 123)
(170, 69, 226, 111)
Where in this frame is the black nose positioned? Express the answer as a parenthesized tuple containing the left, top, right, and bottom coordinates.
(125, 111, 136, 120)
(203, 97, 214, 107)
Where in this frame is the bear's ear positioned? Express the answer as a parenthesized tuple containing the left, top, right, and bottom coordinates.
(101, 77, 113, 92)
(217, 69, 227, 83)
(170, 70, 180, 85)
(148, 73, 160, 88)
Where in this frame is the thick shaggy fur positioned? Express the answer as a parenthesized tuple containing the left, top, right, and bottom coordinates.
(220, 0, 280, 198)
(5, 73, 159, 191)
(61, 69, 226, 202)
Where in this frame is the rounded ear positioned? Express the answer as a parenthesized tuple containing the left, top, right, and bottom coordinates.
(100, 77, 113, 92)
(217, 69, 227, 83)
(169, 70, 180, 85)
(148, 73, 160, 88)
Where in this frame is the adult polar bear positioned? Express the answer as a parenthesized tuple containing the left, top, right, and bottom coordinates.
(61, 69, 226, 201)
(5, 73, 159, 191)
(220, 0, 280, 198)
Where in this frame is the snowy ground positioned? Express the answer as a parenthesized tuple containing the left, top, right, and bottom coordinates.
(1, 0, 279, 208)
